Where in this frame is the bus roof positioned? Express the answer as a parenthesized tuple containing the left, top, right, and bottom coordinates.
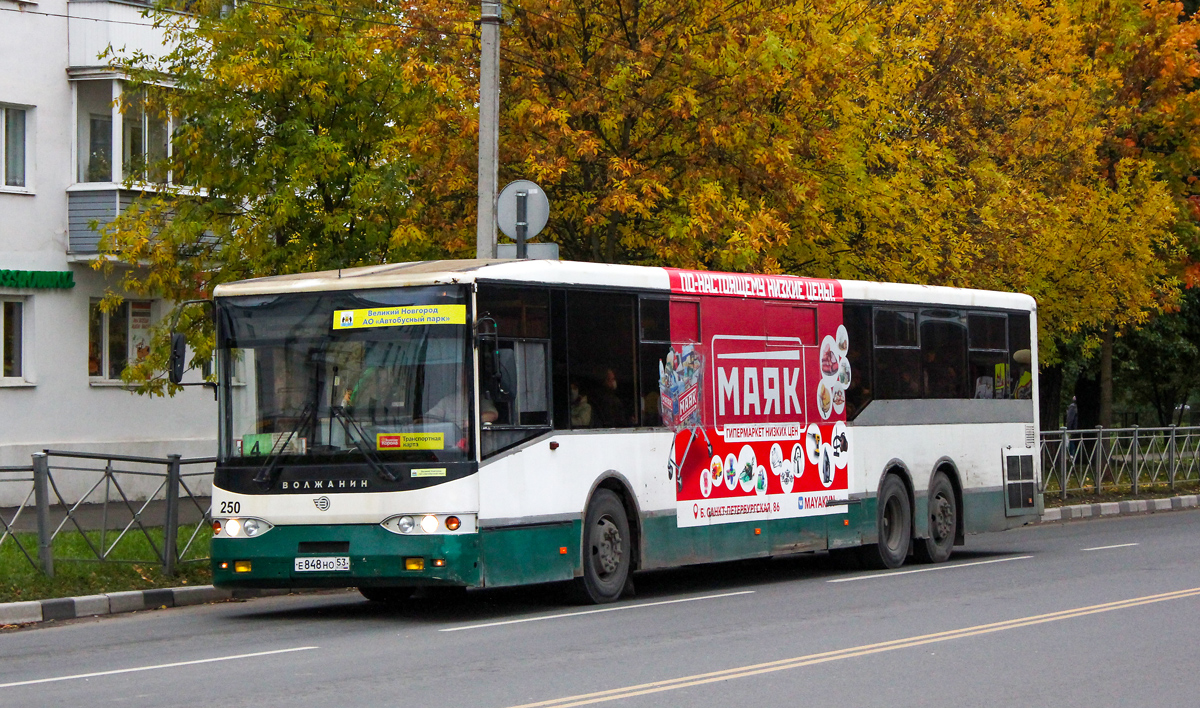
(212, 259, 1035, 311)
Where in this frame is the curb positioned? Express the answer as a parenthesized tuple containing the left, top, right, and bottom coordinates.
(1039, 493, 1199, 523)
(0, 586, 293, 628)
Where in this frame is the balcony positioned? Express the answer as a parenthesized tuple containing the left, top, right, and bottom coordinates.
(68, 0, 173, 69)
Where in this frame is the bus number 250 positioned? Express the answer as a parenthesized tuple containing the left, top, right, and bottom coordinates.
(220, 501, 241, 515)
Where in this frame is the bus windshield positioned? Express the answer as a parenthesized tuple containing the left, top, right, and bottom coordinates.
(216, 285, 472, 464)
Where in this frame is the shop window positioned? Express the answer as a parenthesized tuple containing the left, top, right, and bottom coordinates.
(1, 106, 27, 188)
(1, 300, 23, 379)
(88, 300, 153, 380)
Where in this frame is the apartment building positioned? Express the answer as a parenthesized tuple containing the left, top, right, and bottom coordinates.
(0, 0, 214, 490)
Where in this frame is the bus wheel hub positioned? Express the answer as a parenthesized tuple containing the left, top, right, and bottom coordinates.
(595, 517, 622, 575)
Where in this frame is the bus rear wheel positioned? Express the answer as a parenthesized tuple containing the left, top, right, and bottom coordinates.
(578, 489, 631, 604)
(358, 586, 414, 604)
(914, 472, 956, 564)
(860, 474, 911, 570)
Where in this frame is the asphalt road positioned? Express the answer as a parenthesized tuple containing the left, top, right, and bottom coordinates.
(2, 510, 1199, 708)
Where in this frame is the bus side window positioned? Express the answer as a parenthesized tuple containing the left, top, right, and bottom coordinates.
(873, 309, 920, 399)
(639, 298, 671, 427)
(568, 291, 638, 428)
(968, 313, 1009, 399)
(920, 309, 968, 399)
(670, 300, 700, 343)
(1009, 312, 1033, 399)
(843, 304, 872, 418)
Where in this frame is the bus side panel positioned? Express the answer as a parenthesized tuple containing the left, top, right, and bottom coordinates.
(478, 430, 674, 582)
(479, 521, 580, 588)
(848, 417, 1035, 541)
(639, 514, 709, 569)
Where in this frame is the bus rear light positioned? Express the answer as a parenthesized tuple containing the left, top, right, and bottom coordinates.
(405, 557, 425, 571)
(445, 516, 461, 531)
(234, 560, 252, 573)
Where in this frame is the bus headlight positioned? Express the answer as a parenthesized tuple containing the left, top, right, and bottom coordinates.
(381, 514, 475, 535)
(216, 517, 273, 538)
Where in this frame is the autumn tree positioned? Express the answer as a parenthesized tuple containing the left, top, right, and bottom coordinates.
(97, 0, 477, 392)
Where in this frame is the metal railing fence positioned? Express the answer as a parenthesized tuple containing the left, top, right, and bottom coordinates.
(1040, 426, 1200, 500)
(0, 451, 214, 577)
(0, 464, 38, 571)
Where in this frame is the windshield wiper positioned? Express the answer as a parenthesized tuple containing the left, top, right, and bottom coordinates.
(329, 406, 397, 482)
(252, 401, 316, 490)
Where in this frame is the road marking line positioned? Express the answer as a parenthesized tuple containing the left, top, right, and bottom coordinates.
(0, 646, 318, 689)
(439, 590, 755, 632)
(827, 555, 1033, 583)
(1082, 543, 1139, 551)
(506, 587, 1200, 708)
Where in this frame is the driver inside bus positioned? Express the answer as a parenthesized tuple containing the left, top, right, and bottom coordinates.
(421, 366, 499, 426)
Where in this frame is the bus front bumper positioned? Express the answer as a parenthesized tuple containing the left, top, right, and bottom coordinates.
(212, 523, 481, 589)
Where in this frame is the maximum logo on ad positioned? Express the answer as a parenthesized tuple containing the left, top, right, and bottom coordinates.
(313, 496, 331, 511)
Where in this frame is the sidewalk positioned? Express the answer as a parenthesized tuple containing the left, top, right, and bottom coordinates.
(3, 492, 1199, 628)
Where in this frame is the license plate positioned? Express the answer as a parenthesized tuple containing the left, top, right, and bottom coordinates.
(294, 556, 350, 572)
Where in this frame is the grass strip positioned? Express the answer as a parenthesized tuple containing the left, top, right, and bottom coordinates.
(0, 524, 211, 604)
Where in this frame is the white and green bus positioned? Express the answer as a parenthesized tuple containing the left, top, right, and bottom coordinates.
(206, 259, 1041, 603)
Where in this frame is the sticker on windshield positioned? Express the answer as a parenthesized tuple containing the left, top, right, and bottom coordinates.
(333, 304, 466, 330)
(377, 433, 444, 450)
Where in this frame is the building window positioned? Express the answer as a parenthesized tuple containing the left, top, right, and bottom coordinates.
(1, 300, 23, 379)
(76, 81, 173, 185)
(1, 106, 27, 188)
(122, 90, 169, 182)
(77, 81, 114, 183)
(88, 300, 153, 380)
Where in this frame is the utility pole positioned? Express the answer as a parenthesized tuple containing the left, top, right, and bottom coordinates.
(475, 0, 502, 259)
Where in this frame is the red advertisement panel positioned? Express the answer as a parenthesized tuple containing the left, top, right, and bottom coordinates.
(659, 272, 853, 527)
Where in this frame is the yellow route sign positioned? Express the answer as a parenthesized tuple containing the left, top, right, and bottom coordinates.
(333, 304, 465, 330)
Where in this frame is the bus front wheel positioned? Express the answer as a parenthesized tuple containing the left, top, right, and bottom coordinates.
(914, 472, 956, 564)
(860, 474, 911, 569)
(578, 489, 631, 604)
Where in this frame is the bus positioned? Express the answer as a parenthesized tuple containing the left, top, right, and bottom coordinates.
(203, 259, 1041, 603)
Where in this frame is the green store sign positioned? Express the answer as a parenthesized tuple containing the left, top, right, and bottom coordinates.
(0, 270, 75, 289)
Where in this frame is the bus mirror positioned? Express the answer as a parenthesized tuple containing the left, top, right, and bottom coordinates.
(169, 333, 186, 384)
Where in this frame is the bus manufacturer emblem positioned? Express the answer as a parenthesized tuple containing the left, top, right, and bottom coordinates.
(314, 496, 330, 511)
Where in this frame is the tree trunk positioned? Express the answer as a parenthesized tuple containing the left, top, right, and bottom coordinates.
(1039, 364, 1063, 429)
(1075, 373, 1101, 430)
(1099, 326, 1114, 427)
